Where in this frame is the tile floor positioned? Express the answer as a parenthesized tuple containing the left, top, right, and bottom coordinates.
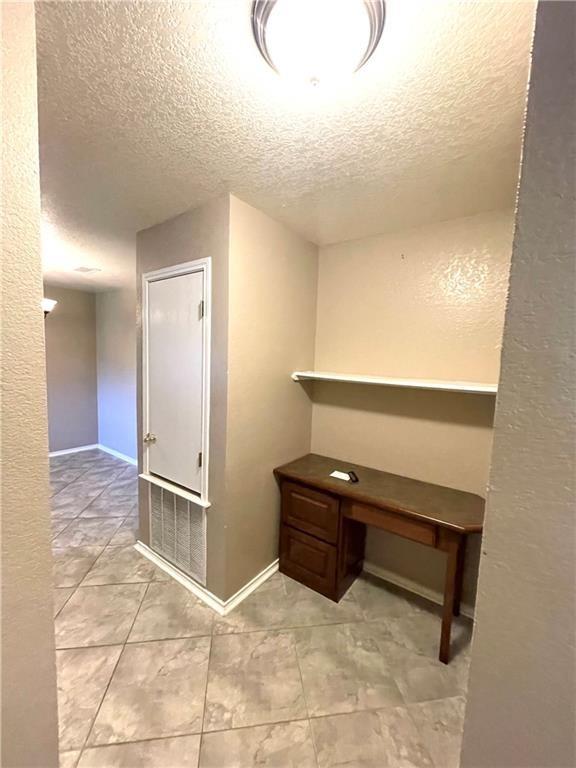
(51, 449, 473, 768)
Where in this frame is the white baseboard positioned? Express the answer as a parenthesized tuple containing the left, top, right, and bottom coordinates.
(48, 443, 137, 466)
(363, 560, 475, 620)
(134, 541, 278, 616)
(225, 558, 280, 614)
(97, 444, 137, 466)
(49, 444, 99, 457)
(134, 542, 472, 620)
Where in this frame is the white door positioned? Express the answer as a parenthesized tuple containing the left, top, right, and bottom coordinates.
(146, 270, 204, 493)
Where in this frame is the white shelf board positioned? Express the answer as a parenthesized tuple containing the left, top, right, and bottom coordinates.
(291, 371, 497, 395)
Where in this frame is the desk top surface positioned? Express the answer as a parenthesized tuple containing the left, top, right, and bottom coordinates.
(274, 454, 484, 533)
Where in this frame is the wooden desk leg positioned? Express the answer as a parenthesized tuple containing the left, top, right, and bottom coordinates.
(439, 531, 461, 664)
(453, 537, 466, 617)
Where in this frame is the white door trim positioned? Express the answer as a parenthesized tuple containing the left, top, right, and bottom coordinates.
(142, 258, 211, 504)
(138, 472, 211, 508)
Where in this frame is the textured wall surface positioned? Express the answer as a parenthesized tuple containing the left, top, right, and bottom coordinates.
(461, 3, 576, 766)
(44, 284, 99, 451)
(137, 196, 317, 600)
(226, 196, 317, 598)
(0, 3, 59, 765)
(315, 210, 514, 382)
(311, 210, 514, 608)
(137, 196, 230, 598)
(96, 285, 137, 460)
(36, 1, 534, 252)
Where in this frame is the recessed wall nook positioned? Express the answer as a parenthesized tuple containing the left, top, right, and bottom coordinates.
(135, 200, 512, 620)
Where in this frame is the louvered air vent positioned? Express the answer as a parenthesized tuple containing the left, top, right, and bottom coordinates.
(149, 483, 206, 585)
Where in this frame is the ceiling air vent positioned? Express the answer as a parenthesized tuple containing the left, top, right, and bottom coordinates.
(74, 266, 101, 273)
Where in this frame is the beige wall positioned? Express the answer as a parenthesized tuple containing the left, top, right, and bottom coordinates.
(226, 196, 317, 597)
(1, 3, 59, 766)
(137, 199, 519, 609)
(96, 284, 137, 460)
(136, 195, 317, 599)
(311, 210, 515, 609)
(137, 195, 231, 598)
(462, 3, 576, 766)
(44, 284, 99, 451)
(315, 210, 513, 382)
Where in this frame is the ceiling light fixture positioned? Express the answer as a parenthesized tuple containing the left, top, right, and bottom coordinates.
(251, 0, 385, 85)
(42, 298, 57, 318)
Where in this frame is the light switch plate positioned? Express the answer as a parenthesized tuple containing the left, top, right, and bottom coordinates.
(330, 470, 350, 481)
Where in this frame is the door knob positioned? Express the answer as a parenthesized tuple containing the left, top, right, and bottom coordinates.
(143, 433, 157, 444)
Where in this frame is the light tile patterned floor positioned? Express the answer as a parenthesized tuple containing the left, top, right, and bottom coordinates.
(51, 449, 472, 768)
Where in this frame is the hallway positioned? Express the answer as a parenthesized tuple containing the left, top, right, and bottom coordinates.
(51, 450, 472, 768)
(3, 1, 574, 765)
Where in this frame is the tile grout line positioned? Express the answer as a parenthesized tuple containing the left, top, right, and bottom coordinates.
(54, 524, 151, 653)
(53, 587, 77, 621)
(291, 631, 321, 768)
(53, 463, 122, 504)
(53, 516, 126, 550)
(79, 580, 152, 758)
(51, 457, 130, 530)
(65, 732, 203, 749)
(52, 500, 120, 545)
(50, 452, 140, 763)
(50, 465, 97, 541)
(76, 576, 165, 589)
(52, 452, 469, 763)
(62, 698, 466, 752)
(82, 716, 319, 756)
(198, 614, 216, 756)
(277, 573, 318, 766)
(54, 630, 214, 653)
(76, 544, 158, 589)
(212, 617, 382, 637)
(54, 529, 124, 596)
(52, 513, 135, 626)
(307, 715, 323, 768)
(50, 464, 95, 495)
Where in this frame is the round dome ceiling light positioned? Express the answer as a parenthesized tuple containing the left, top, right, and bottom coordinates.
(251, 0, 385, 86)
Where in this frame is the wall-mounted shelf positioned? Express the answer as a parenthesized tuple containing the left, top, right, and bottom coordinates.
(291, 371, 497, 395)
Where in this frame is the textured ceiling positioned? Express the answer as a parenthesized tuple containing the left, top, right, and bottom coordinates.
(36, 0, 535, 289)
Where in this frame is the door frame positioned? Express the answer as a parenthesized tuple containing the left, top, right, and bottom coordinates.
(141, 258, 211, 504)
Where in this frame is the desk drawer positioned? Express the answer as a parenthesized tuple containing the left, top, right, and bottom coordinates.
(346, 502, 437, 547)
(282, 482, 339, 544)
(280, 525, 337, 599)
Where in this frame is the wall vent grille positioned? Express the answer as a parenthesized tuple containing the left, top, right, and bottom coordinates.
(149, 483, 206, 585)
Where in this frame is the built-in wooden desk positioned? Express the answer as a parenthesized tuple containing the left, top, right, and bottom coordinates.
(274, 453, 484, 664)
